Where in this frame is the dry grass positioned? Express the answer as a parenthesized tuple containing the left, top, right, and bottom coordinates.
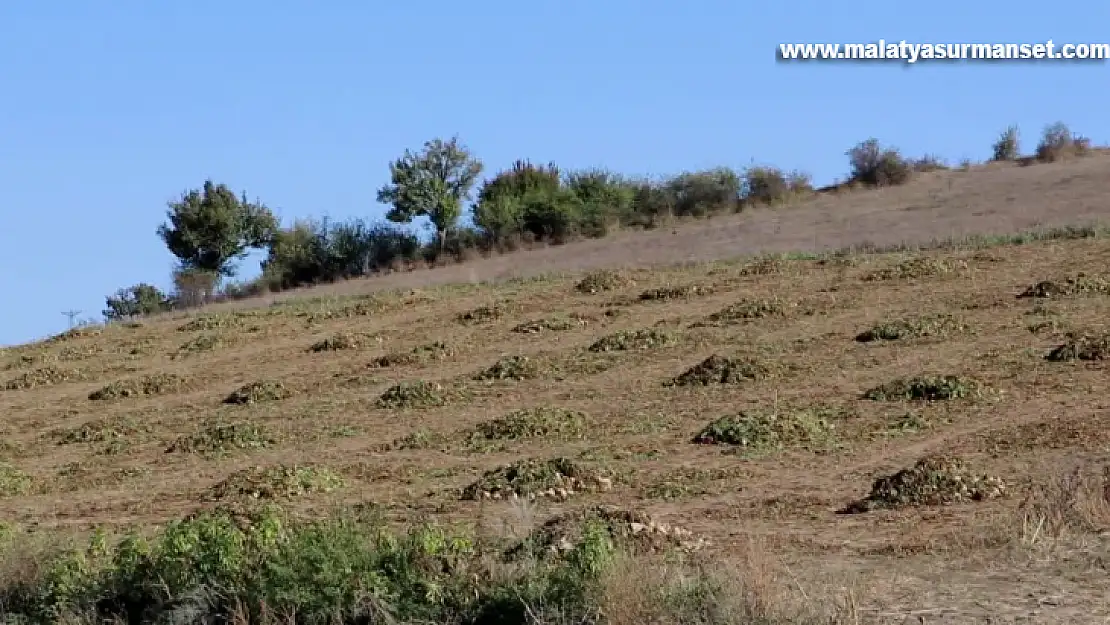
(6, 161, 1110, 620)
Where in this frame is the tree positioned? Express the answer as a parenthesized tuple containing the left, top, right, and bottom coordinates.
(103, 283, 171, 320)
(157, 180, 279, 278)
(376, 137, 483, 250)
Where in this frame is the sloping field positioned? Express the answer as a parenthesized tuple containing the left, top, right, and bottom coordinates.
(2, 163, 1110, 622)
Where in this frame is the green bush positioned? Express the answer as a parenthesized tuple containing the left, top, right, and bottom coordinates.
(846, 138, 913, 187)
(991, 125, 1020, 161)
(742, 166, 813, 206)
(666, 167, 743, 216)
(102, 283, 172, 321)
(0, 507, 623, 624)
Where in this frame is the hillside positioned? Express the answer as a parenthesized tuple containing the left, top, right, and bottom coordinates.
(2, 161, 1110, 622)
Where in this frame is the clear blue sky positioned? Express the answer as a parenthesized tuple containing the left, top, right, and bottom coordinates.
(2, 1, 1107, 346)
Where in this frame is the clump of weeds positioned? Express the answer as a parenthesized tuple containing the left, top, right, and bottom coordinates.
(575, 270, 634, 294)
(309, 332, 382, 353)
(204, 464, 345, 501)
(862, 256, 967, 281)
(173, 333, 230, 357)
(464, 407, 588, 447)
(505, 505, 709, 560)
(473, 355, 545, 381)
(1018, 273, 1110, 298)
(855, 313, 970, 342)
(840, 455, 1005, 513)
(369, 341, 454, 368)
(1045, 332, 1110, 361)
(3, 366, 86, 391)
(88, 373, 189, 400)
(637, 283, 714, 302)
(456, 303, 515, 325)
(691, 299, 789, 327)
(167, 422, 278, 454)
(461, 457, 613, 501)
(863, 375, 982, 401)
(692, 406, 840, 456)
(666, 354, 779, 387)
(512, 314, 591, 334)
(224, 380, 292, 405)
(376, 380, 450, 409)
(0, 464, 32, 497)
(177, 314, 243, 333)
(588, 328, 675, 352)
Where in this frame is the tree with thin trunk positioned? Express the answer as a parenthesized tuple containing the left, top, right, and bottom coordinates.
(376, 136, 483, 250)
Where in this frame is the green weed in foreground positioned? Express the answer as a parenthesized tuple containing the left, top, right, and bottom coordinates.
(0, 506, 623, 624)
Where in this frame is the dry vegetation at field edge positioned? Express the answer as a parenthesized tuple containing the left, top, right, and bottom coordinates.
(3, 227, 1110, 622)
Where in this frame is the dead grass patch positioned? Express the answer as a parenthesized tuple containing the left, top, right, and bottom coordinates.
(88, 373, 189, 401)
(840, 455, 1006, 513)
(1016, 464, 1110, 548)
(461, 457, 613, 501)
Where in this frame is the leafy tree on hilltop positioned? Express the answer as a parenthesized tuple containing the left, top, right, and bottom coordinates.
(157, 180, 279, 277)
(376, 136, 483, 250)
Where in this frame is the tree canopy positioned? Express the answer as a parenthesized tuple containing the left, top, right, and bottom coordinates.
(157, 180, 279, 277)
(376, 137, 483, 247)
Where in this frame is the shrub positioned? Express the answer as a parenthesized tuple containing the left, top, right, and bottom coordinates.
(102, 283, 172, 321)
(1035, 121, 1091, 163)
(563, 168, 637, 236)
(742, 166, 813, 205)
(171, 267, 220, 309)
(261, 218, 421, 290)
(666, 167, 742, 216)
(846, 138, 913, 187)
(991, 125, 1020, 161)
